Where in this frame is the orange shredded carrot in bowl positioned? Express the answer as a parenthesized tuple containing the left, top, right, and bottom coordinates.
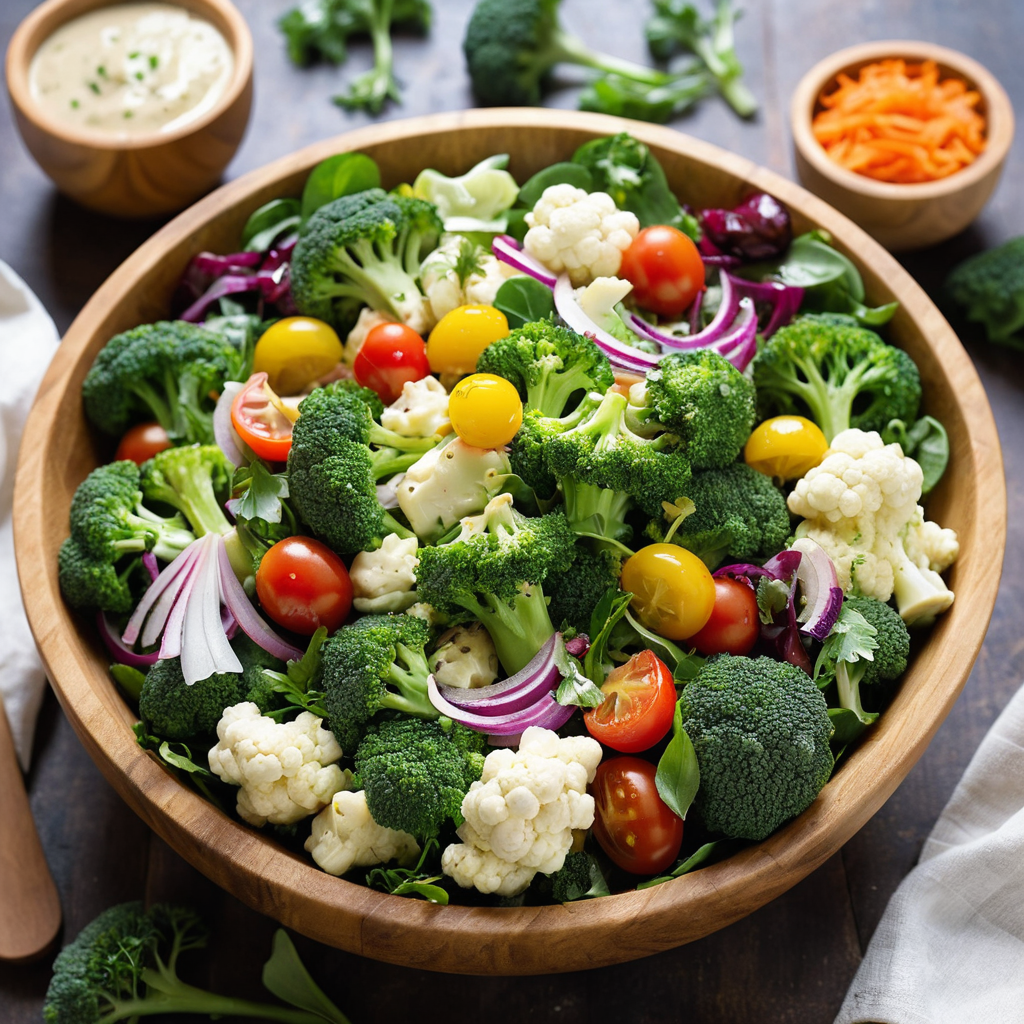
(812, 59, 986, 184)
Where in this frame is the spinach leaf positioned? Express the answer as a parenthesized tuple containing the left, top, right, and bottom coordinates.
(883, 416, 949, 495)
(493, 276, 556, 329)
(300, 153, 381, 222)
(262, 930, 353, 1023)
(636, 839, 732, 888)
(516, 162, 594, 210)
(242, 198, 301, 252)
(584, 588, 634, 686)
(655, 703, 700, 820)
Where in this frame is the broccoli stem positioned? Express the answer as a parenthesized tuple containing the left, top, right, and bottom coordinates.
(834, 661, 877, 727)
(549, 28, 672, 86)
(131, 378, 180, 441)
(461, 586, 557, 676)
(529, 363, 600, 420)
(561, 478, 634, 550)
(380, 642, 436, 718)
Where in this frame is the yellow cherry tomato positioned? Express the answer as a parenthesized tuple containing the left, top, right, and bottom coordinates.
(744, 415, 829, 481)
(448, 373, 523, 448)
(427, 304, 509, 375)
(620, 543, 716, 641)
(252, 317, 343, 395)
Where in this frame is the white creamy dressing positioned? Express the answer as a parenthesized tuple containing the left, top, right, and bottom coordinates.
(29, 2, 234, 137)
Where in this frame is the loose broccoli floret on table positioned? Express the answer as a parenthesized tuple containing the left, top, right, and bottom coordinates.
(354, 717, 487, 840)
(318, 613, 436, 751)
(415, 493, 576, 675)
(751, 314, 921, 442)
(58, 461, 195, 614)
(291, 188, 442, 335)
(476, 319, 613, 418)
(945, 236, 1024, 347)
(82, 320, 245, 446)
(632, 349, 757, 469)
(679, 654, 834, 841)
(646, 462, 791, 570)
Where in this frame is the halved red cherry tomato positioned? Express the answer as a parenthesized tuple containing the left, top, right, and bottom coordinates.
(689, 576, 760, 656)
(353, 322, 430, 404)
(230, 373, 296, 462)
(584, 650, 676, 753)
(619, 225, 705, 318)
(255, 536, 353, 636)
(591, 756, 684, 875)
(115, 422, 172, 464)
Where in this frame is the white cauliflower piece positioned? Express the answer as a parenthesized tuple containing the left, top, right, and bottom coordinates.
(380, 375, 451, 438)
(305, 789, 420, 876)
(397, 437, 510, 540)
(429, 622, 500, 689)
(441, 726, 603, 896)
(343, 307, 393, 367)
(350, 533, 420, 613)
(420, 234, 520, 321)
(209, 703, 348, 827)
(789, 428, 958, 625)
(523, 184, 639, 286)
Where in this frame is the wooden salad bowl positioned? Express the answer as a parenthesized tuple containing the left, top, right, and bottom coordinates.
(12, 109, 1005, 975)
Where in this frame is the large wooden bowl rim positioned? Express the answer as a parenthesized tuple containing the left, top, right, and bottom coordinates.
(14, 109, 1005, 976)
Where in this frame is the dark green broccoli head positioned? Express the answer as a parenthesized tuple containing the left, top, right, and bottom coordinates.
(548, 850, 603, 902)
(752, 315, 921, 442)
(546, 543, 621, 634)
(318, 613, 435, 752)
(646, 462, 791, 570)
(945, 237, 1024, 346)
(82, 321, 244, 444)
(507, 396, 600, 499)
(355, 716, 486, 840)
(680, 654, 834, 841)
(640, 349, 757, 469)
(476, 320, 613, 418)
(291, 188, 442, 334)
(139, 657, 248, 740)
(140, 444, 234, 538)
(842, 596, 910, 687)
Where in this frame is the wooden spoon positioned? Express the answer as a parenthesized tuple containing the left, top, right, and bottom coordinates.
(0, 698, 61, 961)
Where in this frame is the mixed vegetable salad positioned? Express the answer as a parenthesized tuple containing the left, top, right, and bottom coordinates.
(59, 131, 959, 905)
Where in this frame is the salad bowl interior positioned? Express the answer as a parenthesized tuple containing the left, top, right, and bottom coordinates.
(13, 108, 1004, 975)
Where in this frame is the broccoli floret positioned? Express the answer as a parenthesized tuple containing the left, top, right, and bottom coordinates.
(634, 349, 757, 469)
(945, 236, 1024, 347)
(354, 717, 487, 840)
(679, 654, 834, 841)
(646, 462, 791, 570)
(751, 315, 922, 442)
(291, 188, 442, 335)
(140, 444, 235, 538)
(58, 461, 196, 613)
(476, 320, 613, 418)
(546, 389, 692, 549)
(835, 596, 910, 721)
(546, 543, 621, 633)
(415, 492, 576, 674)
(463, 0, 671, 108)
(507, 399, 595, 499)
(546, 850, 608, 902)
(318, 613, 436, 751)
(43, 901, 345, 1024)
(81, 321, 245, 445)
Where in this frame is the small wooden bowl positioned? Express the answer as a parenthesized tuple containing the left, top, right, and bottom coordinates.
(791, 41, 1014, 251)
(13, 110, 1006, 974)
(5, 0, 253, 218)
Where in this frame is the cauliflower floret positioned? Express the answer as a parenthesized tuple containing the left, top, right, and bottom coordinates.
(441, 726, 602, 896)
(788, 428, 957, 625)
(349, 533, 419, 613)
(209, 703, 349, 827)
(343, 307, 393, 367)
(305, 789, 420, 876)
(380, 375, 451, 438)
(523, 184, 639, 286)
(404, 601, 442, 626)
(420, 235, 520, 320)
(429, 622, 500, 689)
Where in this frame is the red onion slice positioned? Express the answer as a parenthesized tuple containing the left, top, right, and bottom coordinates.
(626, 272, 739, 349)
(790, 539, 844, 640)
(213, 381, 246, 467)
(123, 541, 199, 645)
(427, 675, 576, 735)
(492, 235, 558, 288)
(97, 612, 159, 669)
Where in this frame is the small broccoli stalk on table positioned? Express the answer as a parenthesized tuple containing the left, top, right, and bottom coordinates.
(415, 492, 577, 675)
(290, 188, 442, 336)
(43, 901, 352, 1024)
(751, 314, 922, 443)
(58, 460, 196, 614)
(82, 320, 246, 447)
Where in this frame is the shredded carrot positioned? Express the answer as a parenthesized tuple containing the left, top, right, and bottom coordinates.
(812, 59, 986, 184)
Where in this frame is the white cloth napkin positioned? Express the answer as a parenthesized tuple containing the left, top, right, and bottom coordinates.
(835, 681, 1024, 1024)
(0, 261, 60, 770)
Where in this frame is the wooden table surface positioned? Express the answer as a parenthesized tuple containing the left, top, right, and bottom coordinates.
(2, 1, 1022, 1020)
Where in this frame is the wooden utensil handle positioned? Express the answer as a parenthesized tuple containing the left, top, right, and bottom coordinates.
(0, 699, 61, 961)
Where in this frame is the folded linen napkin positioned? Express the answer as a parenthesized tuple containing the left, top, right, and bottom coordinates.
(0, 260, 60, 770)
(835, 680, 1024, 1024)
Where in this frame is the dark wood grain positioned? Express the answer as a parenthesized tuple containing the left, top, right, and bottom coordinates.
(2, 0, 1023, 1020)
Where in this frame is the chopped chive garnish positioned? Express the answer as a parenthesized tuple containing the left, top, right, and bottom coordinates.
(135, 71, 144, 80)
(128, 50, 139, 59)
(70, 99, 79, 109)
(123, 110, 134, 119)
(96, 65, 107, 77)
(149, 55, 159, 69)
(88, 81, 100, 94)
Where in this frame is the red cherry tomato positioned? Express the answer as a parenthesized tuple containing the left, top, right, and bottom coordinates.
(689, 576, 761, 656)
(115, 422, 172, 464)
(353, 322, 430, 404)
(583, 650, 676, 753)
(231, 373, 295, 462)
(620, 225, 706, 318)
(255, 536, 353, 636)
(591, 756, 684, 875)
